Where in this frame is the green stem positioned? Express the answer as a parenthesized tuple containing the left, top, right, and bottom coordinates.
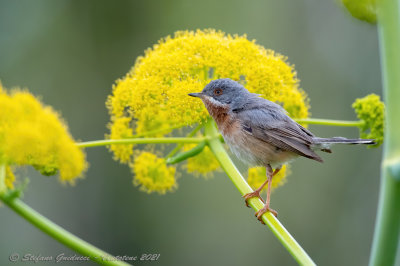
(166, 123, 203, 158)
(166, 141, 206, 165)
(370, 0, 400, 264)
(77, 137, 207, 148)
(0, 175, 129, 265)
(204, 120, 315, 266)
(294, 118, 364, 127)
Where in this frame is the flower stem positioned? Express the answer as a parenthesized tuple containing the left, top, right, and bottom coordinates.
(166, 141, 206, 165)
(369, 0, 400, 264)
(166, 123, 203, 158)
(77, 137, 207, 148)
(294, 118, 364, 127)
(0, 176, 129, 265)
(204, 120, 315, 266)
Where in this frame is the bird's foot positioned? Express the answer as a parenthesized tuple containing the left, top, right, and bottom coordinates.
(242, 190, 264, 207)
(255, 205, 278, 224)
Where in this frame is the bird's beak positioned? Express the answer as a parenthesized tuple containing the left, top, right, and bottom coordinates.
(188, 92, 203, 98)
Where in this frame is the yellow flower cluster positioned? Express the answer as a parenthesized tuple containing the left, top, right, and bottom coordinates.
(107, 29, 310, 193)
(247, 165, 289, 192)
(132, 152, 176, 194)
(352, 94, 384, 147)
(0, 83, 87, 185)
(108, 29, 308, 133)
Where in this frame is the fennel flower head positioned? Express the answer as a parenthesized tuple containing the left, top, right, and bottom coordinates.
(107, 29, 310, 194)
(352, 94, 384, 147)
(0, 83, 87, 191)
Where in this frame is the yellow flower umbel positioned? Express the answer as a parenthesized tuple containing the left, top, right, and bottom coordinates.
(132, 152, 176, 194)
(248, 165, 289, 192)
(352, 94, 385, 147)
(0, 83, 87, 187)
(108, 29, 309, 142)
(107, 29, 310, 193)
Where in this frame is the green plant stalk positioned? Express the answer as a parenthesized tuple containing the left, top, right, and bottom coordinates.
(0, 171, 129, 266)
(166, 123, 203, 158)
(370, 0, 400, 264)
(77, 137, 207, 148)
(166, 141, 206, 164)
(294, 118, 364, 127)
(204, 120, 315, 266)
(1, 198, 131, 266)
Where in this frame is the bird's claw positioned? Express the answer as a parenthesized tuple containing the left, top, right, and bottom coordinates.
(255, 206, 278, 224)
(242, 191, 264, 207)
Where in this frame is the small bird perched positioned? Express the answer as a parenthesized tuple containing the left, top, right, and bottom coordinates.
(189, 78, 374, 222)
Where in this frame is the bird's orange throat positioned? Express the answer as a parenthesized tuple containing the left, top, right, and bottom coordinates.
(201, 96, 230, 125)
(200, 95, 239, 137)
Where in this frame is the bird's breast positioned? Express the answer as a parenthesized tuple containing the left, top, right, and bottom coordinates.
(220, 119, 297, 167)
(201, 96, 230, 126)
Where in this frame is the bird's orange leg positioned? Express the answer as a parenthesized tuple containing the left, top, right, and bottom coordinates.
(242, 165, 281, 210)
(255, 169, 278, 224)
(242, 179, 268, 207)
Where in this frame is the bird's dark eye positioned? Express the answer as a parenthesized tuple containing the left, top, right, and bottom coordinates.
(213, 88, 223, 96)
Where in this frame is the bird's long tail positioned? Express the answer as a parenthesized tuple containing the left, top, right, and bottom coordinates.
(312, 137, 375, 153)
(312, 137, 375, 145)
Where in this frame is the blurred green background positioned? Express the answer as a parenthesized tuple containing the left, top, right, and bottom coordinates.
(0, 1, 382, 265)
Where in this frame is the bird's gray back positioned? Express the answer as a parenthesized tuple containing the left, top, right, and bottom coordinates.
(231, 96, 323, 162)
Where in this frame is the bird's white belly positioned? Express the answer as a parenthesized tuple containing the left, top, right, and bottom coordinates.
(222, 131, 296, 169)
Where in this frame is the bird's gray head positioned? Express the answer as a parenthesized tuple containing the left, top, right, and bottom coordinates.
(188, 78, 252, 107)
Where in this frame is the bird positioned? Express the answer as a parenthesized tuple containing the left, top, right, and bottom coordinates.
(189, 78, 375, 222)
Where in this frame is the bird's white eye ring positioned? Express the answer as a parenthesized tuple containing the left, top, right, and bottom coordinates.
(214, 88, 223, 96)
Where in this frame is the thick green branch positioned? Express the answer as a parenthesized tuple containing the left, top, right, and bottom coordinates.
(0, 192, 129, 265)
(370, 0, 400, 264)
(294, 118, 364, 127)
(204, 120, 315, 266)
(77, 137, 207, 148)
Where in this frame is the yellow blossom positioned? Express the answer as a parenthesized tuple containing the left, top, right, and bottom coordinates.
(247, 165, 289, 192)
(131, 152, 176, 194)
(352, 94, 384, 147)
(0, 83, 87, 183)
(107, 29, 310, 163)
(184, 143, 220, 178)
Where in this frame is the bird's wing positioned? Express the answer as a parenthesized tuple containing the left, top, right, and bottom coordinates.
(235, 106, 323, 162)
